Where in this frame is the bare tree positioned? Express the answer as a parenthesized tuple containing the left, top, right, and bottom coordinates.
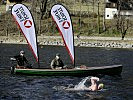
(102, 0, 106, 32)
(121, 18, 130, 40)
(117, 0, 122, 31)
(116, 0, 132, 40)
(39, 0, 48, 34)
(40, 0, 48, 19)
(32, 0, 48, 35)
(97, 0, 100, 34)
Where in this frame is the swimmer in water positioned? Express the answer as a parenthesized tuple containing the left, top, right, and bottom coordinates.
(66, 76, 104, 91)
(88, 77, 104, 91)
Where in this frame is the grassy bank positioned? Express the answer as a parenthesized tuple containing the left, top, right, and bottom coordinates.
(0, 1, 133, 38)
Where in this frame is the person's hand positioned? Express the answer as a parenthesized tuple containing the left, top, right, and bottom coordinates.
(10, 57, 16, 61)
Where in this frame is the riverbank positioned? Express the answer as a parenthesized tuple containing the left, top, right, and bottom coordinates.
(1, 36, 133, 49)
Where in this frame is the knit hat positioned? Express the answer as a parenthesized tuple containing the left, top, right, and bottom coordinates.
(56, 53, 60, 56)
(20, 50, 25, 54)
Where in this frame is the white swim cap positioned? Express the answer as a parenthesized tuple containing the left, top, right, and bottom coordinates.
(98, 83, 104, 89)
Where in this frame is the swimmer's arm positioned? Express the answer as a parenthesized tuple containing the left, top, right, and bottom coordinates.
(84, 86, 92, 91)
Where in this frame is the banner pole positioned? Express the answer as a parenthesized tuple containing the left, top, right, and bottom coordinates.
(73, 42, 75, 68)
(37, 47, 40, 68)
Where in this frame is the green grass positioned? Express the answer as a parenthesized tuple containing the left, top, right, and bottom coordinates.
(0, 5, 6, 14)
(68, 3, 104, 13)
(1, 1, 133, 38)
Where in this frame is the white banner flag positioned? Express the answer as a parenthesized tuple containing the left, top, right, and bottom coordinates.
(51, 4, 74, 64)
(12, 4, 38, 62)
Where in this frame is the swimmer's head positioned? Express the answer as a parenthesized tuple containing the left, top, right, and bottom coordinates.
(98, 83, 104, 89)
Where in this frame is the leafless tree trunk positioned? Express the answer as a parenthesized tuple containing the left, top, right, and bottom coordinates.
(121, 17, 130, 40)
(102, 0, 106, 32)
(117, 0, 121, 31)
(97, 0, 100, 34)
(40, 0, 48, 19)
(38, 0, 48, 35)
(116, 0, 130, 40)
(77, 0, 82, 37)
(6, 14, 8, 36)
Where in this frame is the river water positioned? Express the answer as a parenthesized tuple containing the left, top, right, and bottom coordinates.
(0, 44, 133, 100)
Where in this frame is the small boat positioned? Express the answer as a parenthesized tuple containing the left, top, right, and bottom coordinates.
(12, 65, 122, 76)
(11, 4, 123, 77)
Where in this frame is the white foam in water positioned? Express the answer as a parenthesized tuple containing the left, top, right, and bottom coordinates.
(74, 76, 90, 90)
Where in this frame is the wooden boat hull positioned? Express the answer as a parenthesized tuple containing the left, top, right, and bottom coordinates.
(12, 65, 123, 76)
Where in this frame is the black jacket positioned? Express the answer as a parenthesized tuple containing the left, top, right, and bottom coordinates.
(51, 58, 64, 69)
(14, 55, 28, 66)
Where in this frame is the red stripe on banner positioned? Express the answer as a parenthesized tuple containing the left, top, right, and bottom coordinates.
(12, 15, 38, 62)
(51, 16, 74, 64)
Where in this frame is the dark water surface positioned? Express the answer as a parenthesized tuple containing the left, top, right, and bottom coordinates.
(0, 44, 133, 100)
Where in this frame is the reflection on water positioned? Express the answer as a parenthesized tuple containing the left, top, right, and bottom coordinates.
(0, 44, 133, 100)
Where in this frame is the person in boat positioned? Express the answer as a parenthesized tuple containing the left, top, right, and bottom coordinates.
(50, 53, 64, 69)
(13, 50, 32, 68)
(88, 77, 104, 91)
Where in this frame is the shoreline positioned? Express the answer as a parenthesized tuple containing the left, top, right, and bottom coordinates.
(1, 36, 133, 49)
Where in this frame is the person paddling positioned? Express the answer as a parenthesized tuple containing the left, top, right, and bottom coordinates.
(12, 50, 32, 68)
(50, 53, 64, 69)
